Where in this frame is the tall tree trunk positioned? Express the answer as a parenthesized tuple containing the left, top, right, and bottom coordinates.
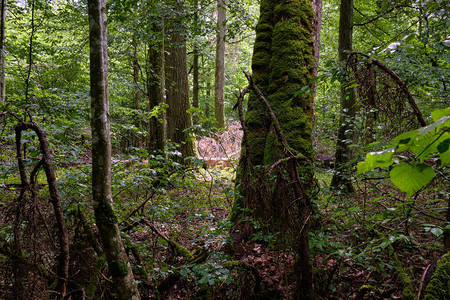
(165, 11, 196, 157)
(131, 35, 140, 148)
(87, 1, 140, 299)
(192, 0, 199, 125)
(0, 0, 5, 120)
(330, 0, 356, 193)
(214, 0, 226, 128)
(311, 0, 322, 109)
(233, 0, 317, 298)
(148, 24, 166, 153)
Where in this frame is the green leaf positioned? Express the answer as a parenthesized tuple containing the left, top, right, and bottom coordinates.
(389, 163, 435, 197)
(430, 227, 443, 237)
(357, 148, 395, 175)
(438, 138, 450, 165)
(388, 130, 419, 152)
(431, 108, 450, 122)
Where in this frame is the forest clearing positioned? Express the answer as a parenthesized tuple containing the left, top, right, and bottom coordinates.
(0, 0, 449, 299)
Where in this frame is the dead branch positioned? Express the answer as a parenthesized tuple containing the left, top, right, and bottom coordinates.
(352, 52, 427, 127)
(14, 121, 69, 297)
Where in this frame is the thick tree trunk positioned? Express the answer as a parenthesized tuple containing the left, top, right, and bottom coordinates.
(165, 12, 196, 157)
(214, 0, 226, 128)
(331, 0, 356, 193)
(234, 0, 316, 298)
(148, 24, 167, 153)
(87, 1, 140, 299)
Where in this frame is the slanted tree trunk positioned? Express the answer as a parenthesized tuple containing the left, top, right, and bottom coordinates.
(87, 0, 140, 299)
(214, 0, 226, 128)
(165, 7, 196, 157)
(330, 0, 356, 193)
(233, 0, 317, 298)
(148, 23, 166, 153)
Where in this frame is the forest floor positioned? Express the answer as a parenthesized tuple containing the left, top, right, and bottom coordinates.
(0, 121, 447, 299)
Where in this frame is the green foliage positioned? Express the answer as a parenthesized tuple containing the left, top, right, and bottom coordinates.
(357, 108, 449, 197)
(179, 251, 233, 286)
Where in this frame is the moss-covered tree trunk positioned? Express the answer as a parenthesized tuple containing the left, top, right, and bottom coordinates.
(87, 0, 140, 299)
(330, 0, 356, 193)
(234, 0, 317, 298)
(165, 7, 196, 157)
(214, 0, 226, 128)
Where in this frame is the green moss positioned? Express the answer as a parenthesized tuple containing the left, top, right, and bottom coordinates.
(96, 202, 118, 226)
(424, 252, 450, 300)
(109, 260, 129, 277)
(387, 245, 414, 300)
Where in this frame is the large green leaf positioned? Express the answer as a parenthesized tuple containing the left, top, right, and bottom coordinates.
(388, 130, 419, 152)
(437, 138, 450, 165)
(357, 148, 395, 175)
(432, 108, 450, 122)
(389, 163, 435, 197)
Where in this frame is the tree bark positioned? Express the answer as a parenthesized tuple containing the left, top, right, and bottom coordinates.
(233, 0, 317, 298)
(165, 8, 196, 157)
(310, 0, 322, 112)
(148, 23, 167, 153)
(0, 0, 5, 120)
(330, 0, 356, 193)
(192, 0, 200, 125)
(214, 0, 226, 128)
(87, 0, 140, 299)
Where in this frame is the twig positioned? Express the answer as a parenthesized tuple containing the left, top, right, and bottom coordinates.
(417, 264, 432, 300)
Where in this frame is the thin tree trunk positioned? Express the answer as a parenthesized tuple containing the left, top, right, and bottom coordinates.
(132, 35, 140, 147)
(165, 11, 196, 157)
(331, 0, 356, 193)
(192, 0, 199, 125)
(87, 0, 140, 299)
(0, 0, 6, 119)
(214, 0, 226, 128)
(311, 0, 322, 110)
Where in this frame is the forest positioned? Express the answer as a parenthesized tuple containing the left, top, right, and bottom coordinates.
(0, 0, 448, 299)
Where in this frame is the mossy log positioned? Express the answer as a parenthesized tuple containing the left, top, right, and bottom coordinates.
(423, 252, 450, 300)
(387, 244, 414, 300)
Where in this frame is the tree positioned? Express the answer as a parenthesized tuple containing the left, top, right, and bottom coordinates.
(165, 4, 196, 157)
(148, 19, 167, 153)
(214, 0, 226, 128)
(233, 0, 318, 297)
(0, 0, 5, 117)
(87, 0, 140, 298)
(192, 0, 200, 125)
(330, 0, 356, 193)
